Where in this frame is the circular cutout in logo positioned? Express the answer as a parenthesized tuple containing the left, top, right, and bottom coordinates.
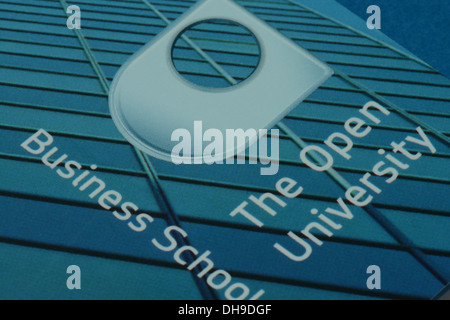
(171, 19, 261, 89)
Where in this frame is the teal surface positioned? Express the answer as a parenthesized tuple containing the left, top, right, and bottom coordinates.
(0, 0, 448, 299)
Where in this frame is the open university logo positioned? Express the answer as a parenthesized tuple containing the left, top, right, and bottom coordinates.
(109, 0, 333, 164)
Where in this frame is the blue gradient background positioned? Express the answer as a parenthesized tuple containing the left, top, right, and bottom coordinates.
(336, 0, 450, 79)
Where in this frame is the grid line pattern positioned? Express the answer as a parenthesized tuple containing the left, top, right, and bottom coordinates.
(0, 0, 448, 300)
